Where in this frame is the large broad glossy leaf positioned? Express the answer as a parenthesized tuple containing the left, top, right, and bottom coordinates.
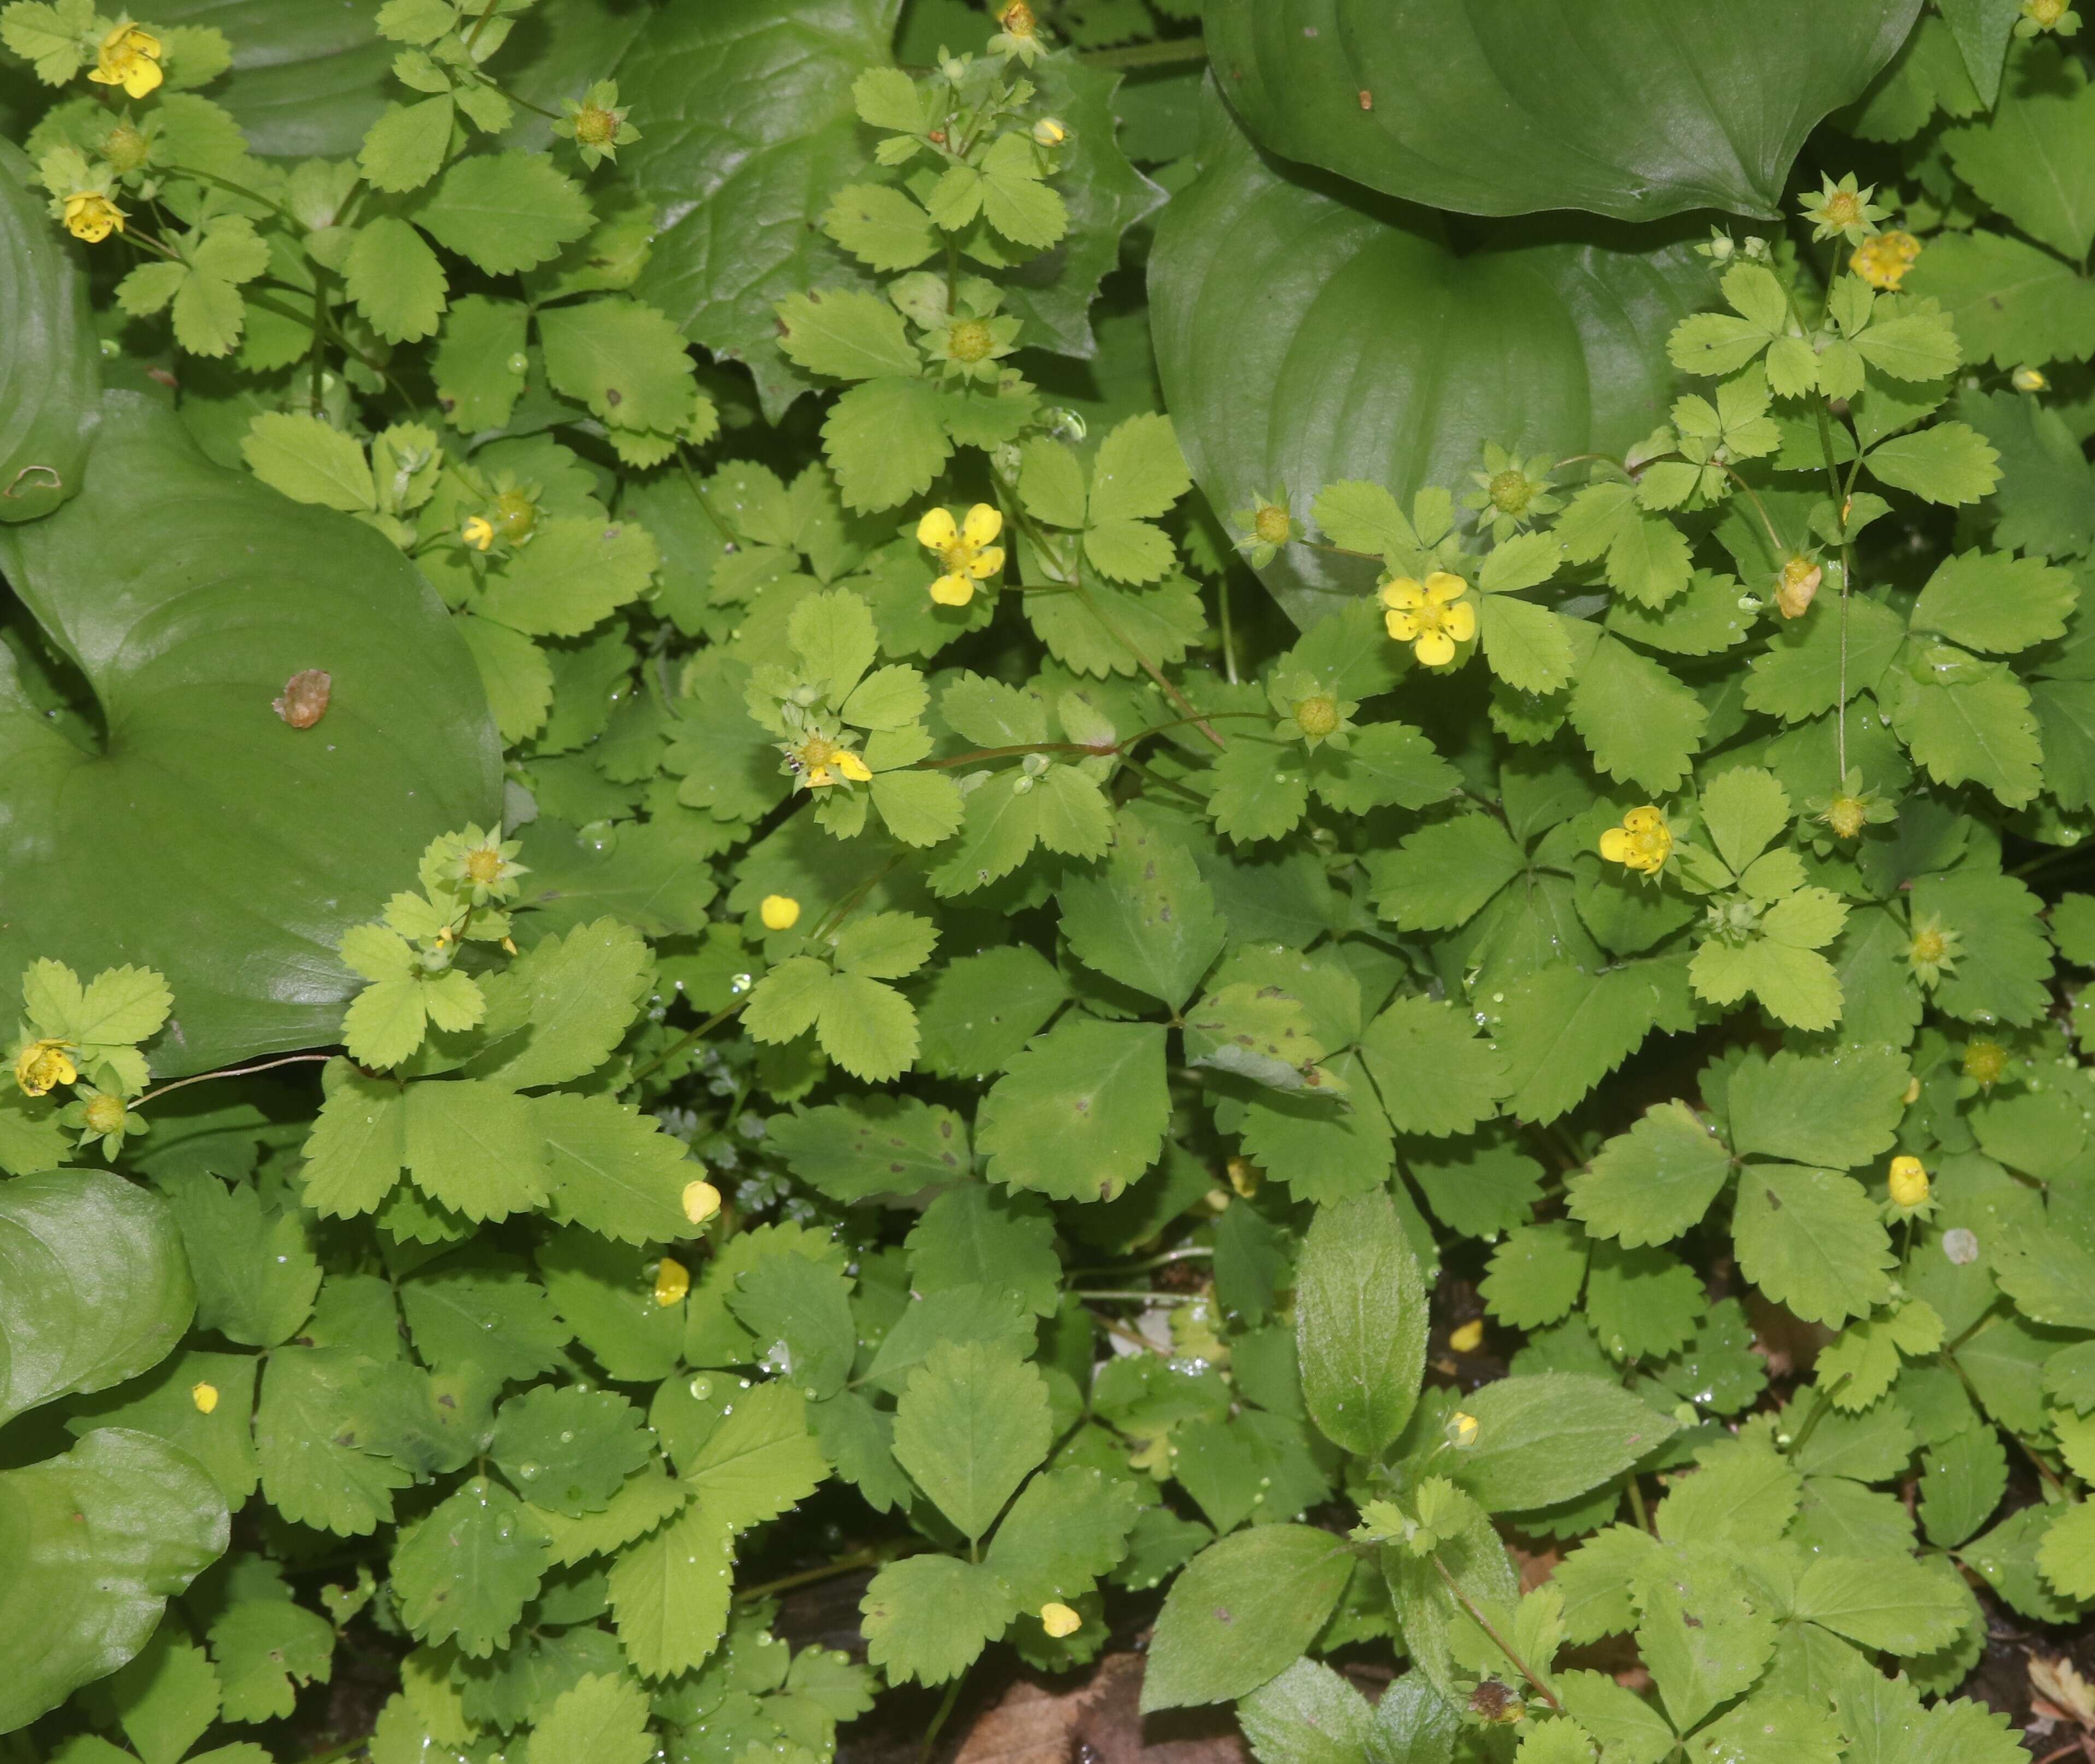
(618, 0, 1161, 418)
(0, 394, 501, 1076)
(151, 0, 393, 158)
(0, 1171, 194, 1427)
(619, 0, 899, 418)
(1149, 93, 1714, 626)
(0, 1427, 229, 1734)
(0, 138, 98, 524)
(1203, 0, 1920, 221)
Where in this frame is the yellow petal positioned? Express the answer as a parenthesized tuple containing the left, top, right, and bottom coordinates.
(1384, 609, 1419, 642)
(1379, 577, 1424, 611)
(962, 503, 1004, 547)
(838, 751, 873, 782)
(1442, 601, 1477, 643)
(916, 507, 959, 550)
(967, 545, 1005, 579)
(1414, 630, 1455, 667)
(122, 60, 162, 97)
(1624, 806, 1664, 834)
(759, 894, 800, 930)
(1449, 1319, 1484, 1354)
(1599, 828, 1631, 863)
(1424, 570, 1467, 604)
(191, 1381, 219, 1415)
(653, 1256, 690, 1306)
(682, 1179, 722, 1226)
(1039, 1602, 1082, 1638)
(929, 573, 975, 606)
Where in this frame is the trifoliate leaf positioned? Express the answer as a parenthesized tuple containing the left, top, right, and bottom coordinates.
(976, 1016, 1171, 1202)
(209, 1599, 333, 1724)
(861, 1554, 1019, 1687)
(1731, 1164, 1895, 1328)
(892, 1339, 1050, 1541)
(1569, 1101, 1730, 1246)
(490, 1387, 652, 1520)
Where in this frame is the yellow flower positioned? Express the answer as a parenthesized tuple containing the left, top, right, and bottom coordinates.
(999, 1, 1038, 36)
(87, 22, 163, 99)
(1226, 1155, 1261, 1198)
(1039, 1602, 1082, 1638)
(62, 191, 125, 244)
(1888, 1155, 1930, 1209)
(1775, 555, 1822, 619)
(1448, 1410, 1479, 1449)
(1449, 1318, 1484, 1355)
(917, 503, 1005, 606)
(461, 515, 494, 551)
(1033, 116, 1067, 146)
(791, 732, 872, 789)
(1379, 571, 1474, 666)
(682, 1179, 722, 1227)
(15, 1038, 77, 1097)
(1850, 230, 1921, 291)
(759, 894, 801, 931)
(2015, 365, 2050, 392)
(1599, 806, 1672, 875)
(653, 1256, 690, 1307)
(191, 1381, 220, 1415)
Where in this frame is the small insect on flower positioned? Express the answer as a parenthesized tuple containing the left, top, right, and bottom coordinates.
(1039, 1602, 1082, 1638)
(273, 669, 332, 729)
(917, 503, 1005, 606)
(759, 894, 801, 931)
(191, 1381, 220, 1415)
(62, 190, 125, 243)
(1850, 229, 1921, 291)
(1887, 1155, 1930, 1210)
(1449, 1318, 1485, 1355)
(1379, 571, 1475, 666)
(87, 22, 165, 99)
(14, 1038, 77, 1097)
(1599, 806, 1672, 877)
(682, 1179, 722, 1227)
(653, 1256, 690, 1307)
(461, 515, 495, 552)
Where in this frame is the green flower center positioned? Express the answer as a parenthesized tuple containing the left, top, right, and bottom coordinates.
(1254, 503, 1292, 545)
(494, 489, 537, 541)
(1488, 469, 1531, 515)
(1963, 1040, 2008, 1087)
(948, 320, 994, 364)
(574, 104, 619, 146)
(1293, 696, 1339, 739)
(84, 1093, 126, 1134)
(1910, 928, 1946, 964)
(1825, 795, 1868, 840)
(102, 125, 148, 172)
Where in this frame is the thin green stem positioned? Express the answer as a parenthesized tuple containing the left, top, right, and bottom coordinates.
(1624, 1472, 1653, 1536)
(1069, 1245, 1214, 1282)
(1069, 1288, 1197, 1304)
(921, 1663, 970, 1764)
(135, 1052, 333, 1111)
(735, 1545, 893, 1604)
(1812, 398, 1854, 782)
(1784, 1386, 1834, 1460)
(624, 998, 748, 1088)
(1078, 36, 1207, 69)
(464, 0, 502, 49)
(1073, 573, 1225, 747)
(1428, 1554, 1564, 1713)
(1217, 570, 1239, 685)
(470, 68, 563, 122)
(169, 163, 303, 231)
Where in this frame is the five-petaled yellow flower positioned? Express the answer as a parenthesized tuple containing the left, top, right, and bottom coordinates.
(791, 732, 871, 789)
(759, 894, 801, 930)
(461, 515, 494, 551)
(62, 191, 125, 243)
(1039, 1602, 1082, 1638)
(682, 1179, 722, 1226)
(1850, 230, 1921, 291)
(15, 1038, 77, 1097)
(1379, 571, 1474, 666)
(1888, 1155, 1930, 1209)
(653, 1256, 690, 1307)
(87, 22, 163, 99)
(1599, 806, 1672, 875)
(916, 503, 1005, 606)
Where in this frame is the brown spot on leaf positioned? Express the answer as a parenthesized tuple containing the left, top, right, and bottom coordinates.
(273, 669, 332, 729)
